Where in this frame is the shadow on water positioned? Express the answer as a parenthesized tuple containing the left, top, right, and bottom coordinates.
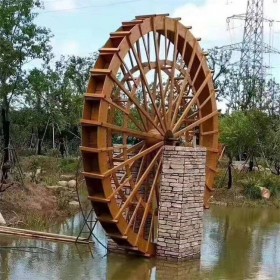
(1, 206, 280, 280)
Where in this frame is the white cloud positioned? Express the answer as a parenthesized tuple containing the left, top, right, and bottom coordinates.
(51, 37, 81, 56)
(48, 0, 79, 11)
(172, 0, 280, 79)
(172, 0, 280, 48)
(60, 40, 80, 55)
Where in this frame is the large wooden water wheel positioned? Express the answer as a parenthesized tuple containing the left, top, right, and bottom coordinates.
(81, 14, 219, 256)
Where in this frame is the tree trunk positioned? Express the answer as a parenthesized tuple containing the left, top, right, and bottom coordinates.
(52, 123, 55, 149)
(227, 156, 233, 189)
(37, 127, 44, 155)
(275, 162, 280, 176)
(1, 108, 10, 182)
(249, 156, 254, 172)
(37, 138, 42, 155)
(2, 109, 10, 162)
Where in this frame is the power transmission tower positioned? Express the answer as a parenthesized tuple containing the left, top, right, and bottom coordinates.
(222, 0, 280, 110)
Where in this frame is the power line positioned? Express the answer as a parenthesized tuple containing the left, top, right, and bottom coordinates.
(40, 0, 142, 14)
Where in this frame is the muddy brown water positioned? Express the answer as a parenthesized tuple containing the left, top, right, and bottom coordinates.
(1, 206, 280, 280)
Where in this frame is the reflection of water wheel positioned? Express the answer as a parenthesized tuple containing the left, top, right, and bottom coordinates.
(81, 14, 219, 256)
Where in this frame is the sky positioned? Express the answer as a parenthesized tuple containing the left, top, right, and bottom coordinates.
(36, 0, 280, 81)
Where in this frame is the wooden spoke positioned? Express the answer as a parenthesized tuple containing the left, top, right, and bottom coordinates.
(172, 72, 212, 133)
(180, 29, 188, 62)
(114, 147, 163, 220)
(117, 53, 138, 88)
(201, 129, 219, 136)
(147, 32, 151, 63)
(120, 64, 133, 91)
(104, 97, 146, 132)
(124, 198, 142, 235)
(183, 39, 197, 71)
(128, 49, 135, 69)
(110, 74, 165, 135)
(136, 150, 147, 182)
(166, 39, 171, 62)
(164, 16, 168, 64)
(145, 211, 155, 252)
(151, 69, 159, 118)
(82, 119, 163, 141)
(199, 89, 216, 109)
(174, 110, 219, 137)
(114, 141, 144, 159)
(104, 142, 163, 178)
(171, 78, 191, 127)
(126, 38, 167, 132)
(187, 109, 199, 120)
(154, 72, 184, 126)
(82, 15, 219, 256)
(81, 145, 134, 153)
(108, 176, 132, 200)
(135, 157, 162, 245)
(167, 20, 179, 128)
(139, 25, 151, 69)
(136, 40, 142, 65)
(152, 19, 168, 130)
(192, 63, 203, 85)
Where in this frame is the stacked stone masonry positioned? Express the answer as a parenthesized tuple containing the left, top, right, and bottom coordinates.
(156, 146, 206, 261)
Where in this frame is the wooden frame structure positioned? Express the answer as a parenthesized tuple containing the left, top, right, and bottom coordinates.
(81, 14, 219, 256)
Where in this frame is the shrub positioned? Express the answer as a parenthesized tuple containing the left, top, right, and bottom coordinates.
(22, 156, 40, 182)
(259, 174, 280, 198)
(59, 158, 79, 173)
(47, 149, 61, 158)
(214, 169, 228, 188)
(238, 173, 280, 200)
(239, 176, 262, 199)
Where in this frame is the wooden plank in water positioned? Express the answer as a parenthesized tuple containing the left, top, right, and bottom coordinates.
(0, 226, 93, 245)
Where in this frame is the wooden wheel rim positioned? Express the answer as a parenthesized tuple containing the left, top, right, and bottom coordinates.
(81, 14, 219, 256)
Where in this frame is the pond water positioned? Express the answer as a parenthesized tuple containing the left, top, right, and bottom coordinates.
(1, 206, 280, 280)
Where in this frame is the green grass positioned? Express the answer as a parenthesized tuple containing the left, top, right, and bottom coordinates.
(213, 166, 280, 207)
(59, 158, 79, 174)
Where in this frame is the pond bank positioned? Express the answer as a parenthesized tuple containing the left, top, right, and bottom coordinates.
(213, 163, 280, 208)
(0, 180, 83, 229)
(1, 206, 280, 280)
(0, 156, 86, 229)
(211, 187, 280, 208)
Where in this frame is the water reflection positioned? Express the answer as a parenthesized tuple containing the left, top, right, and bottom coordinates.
(201, 207, 280, 280)
(107, 254, 154, 280)
(1, 206, 280, 280)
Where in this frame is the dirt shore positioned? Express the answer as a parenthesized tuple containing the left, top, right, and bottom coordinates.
(0, 182, 81, 229)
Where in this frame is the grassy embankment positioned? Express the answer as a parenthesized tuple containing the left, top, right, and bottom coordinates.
(3, 155, 278, 230)
(0, 156, 90, 230)
(212, 159, 280, 208)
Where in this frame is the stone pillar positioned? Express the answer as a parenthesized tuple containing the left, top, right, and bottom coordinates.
(156, 146, 206, 261)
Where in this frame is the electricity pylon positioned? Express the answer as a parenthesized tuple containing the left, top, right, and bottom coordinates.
(222, 0, 280, 110)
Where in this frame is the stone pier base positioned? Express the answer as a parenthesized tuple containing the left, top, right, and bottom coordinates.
(156, 146, 206, 261)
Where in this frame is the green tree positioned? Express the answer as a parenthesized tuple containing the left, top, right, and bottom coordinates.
(0, 0, 52, 167)
(51, 54, 96, 128)
(23, 54, 96, 154)
(262, 120, 280, 175)
(25, 66, 56, 154)
(208, 47, 280, 112)
(208, 47, 232, 93)
(220, 110, 271, 188)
